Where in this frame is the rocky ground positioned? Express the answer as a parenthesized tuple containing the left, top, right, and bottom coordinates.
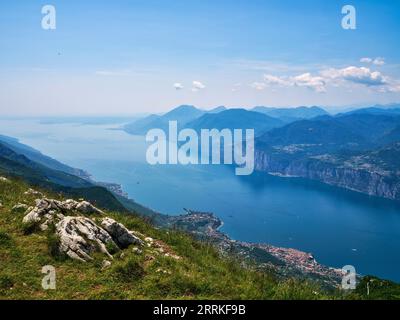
(18, 195, 181, 266)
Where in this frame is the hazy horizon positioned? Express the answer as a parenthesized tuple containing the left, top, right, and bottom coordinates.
(1, 0, 400, 116)
(2, 102, 400, 118)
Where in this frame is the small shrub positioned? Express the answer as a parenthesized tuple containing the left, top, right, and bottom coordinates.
(0, 231, 12, 246)
(22, 220, 41, 235)
(47, 232, 67, 261)
(272, 279, 321, 300)
(169, 273, 206, 296)
(0, 275, 14, 290)
(105, 241, 120, 255)
(113, 257, 145, 282)
(351, 276, 400, 300)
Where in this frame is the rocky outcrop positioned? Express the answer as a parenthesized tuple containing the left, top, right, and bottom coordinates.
(75, 201, 104, 215)
(56, 216, 116, 262)
(101, 260, 112, 270)
(0, 176, 9, 183)
(254, 150, 400, 201)
(23, 198, 103, 226)
(101, 217, 144, 248)
(21, 198, 146, 262)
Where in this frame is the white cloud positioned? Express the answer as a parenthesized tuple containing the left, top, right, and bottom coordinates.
(291, 73, 326, 93)
(360, 57, 373, 64)
(263, 74, 290, 86)
(377, 80, 400, 93)
(255, 73, 326, 93)
(173, 83, 184, 90)
(321, 66, 400, 92)
(95, 70, 131, 76)
(251, 63, 400, 94)
(389, 84, 400, 92)
(360, 57, 385, 66)
(373, 57, 385, 66)
(192, 81, 206, 92)
(321, 66, 387, 86)
(250, 82, 267, 91)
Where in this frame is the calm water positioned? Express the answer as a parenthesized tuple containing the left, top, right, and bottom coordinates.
(1, 119, 400, 282)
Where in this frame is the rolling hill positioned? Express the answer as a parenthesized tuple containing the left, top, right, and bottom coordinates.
(124, 105, 206, 135)
(258, 113, 400, 152)
(186, 109, 284, 137)
(0, 135, 90, 179)
(0, 142, 126, 212)
(252, 106, 328, 123)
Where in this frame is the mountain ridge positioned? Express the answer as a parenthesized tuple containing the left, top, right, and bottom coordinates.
(186, 109, 284, 137)
(254, 112, 400, 201)
(123, 105, 330, 136)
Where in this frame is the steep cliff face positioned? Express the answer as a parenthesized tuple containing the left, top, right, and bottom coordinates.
(254, 150, 400, 201)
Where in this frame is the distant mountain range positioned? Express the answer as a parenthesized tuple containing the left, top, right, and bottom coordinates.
(123, 104, 330, 136)
(124, 105, 205, 135)
(4, 103, 400, 202)
(0, 135, 90, 179)
(258, 113, 400, 152)
(340, 107, 400, 117)
(252, 106, 328, 123)
(122, 103, 400, 200)
(186, 109, 283, 137)
(255, 111, 400, 201)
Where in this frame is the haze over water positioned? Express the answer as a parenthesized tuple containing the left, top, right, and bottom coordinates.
(1, 118, 400, 282)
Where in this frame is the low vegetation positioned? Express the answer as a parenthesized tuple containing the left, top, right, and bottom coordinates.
(0, 176, 398, 300)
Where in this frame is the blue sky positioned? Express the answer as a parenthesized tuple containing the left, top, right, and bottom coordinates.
(0, 0, 400, 115)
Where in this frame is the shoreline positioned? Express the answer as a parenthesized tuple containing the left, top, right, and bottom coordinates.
(164, 210, 344, 289)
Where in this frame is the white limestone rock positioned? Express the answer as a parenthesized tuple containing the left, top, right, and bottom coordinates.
(23, 199, 59, 224)
(101, 217, 144, 248)
(75, 201, 103, 215)
(24, 189, 43, 197)
(57, 199, 103, 214)
(22, 198, 103, 225)
(132, 247, 143, 255)
(56, 216, 116, 262)
(101, 260, 112, 270)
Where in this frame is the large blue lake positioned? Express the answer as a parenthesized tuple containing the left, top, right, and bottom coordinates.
(1, 119, 400, 282)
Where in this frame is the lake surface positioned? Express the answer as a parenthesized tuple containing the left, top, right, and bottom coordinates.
(1, 118, 400, 282)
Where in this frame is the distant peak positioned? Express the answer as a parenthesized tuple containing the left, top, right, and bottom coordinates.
(173, 105, 197, 111)
(208, 106, 227, 113)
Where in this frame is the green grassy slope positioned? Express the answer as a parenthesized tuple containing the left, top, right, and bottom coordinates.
(0, 176, 335, 300)
(0, 139, 398, 300)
